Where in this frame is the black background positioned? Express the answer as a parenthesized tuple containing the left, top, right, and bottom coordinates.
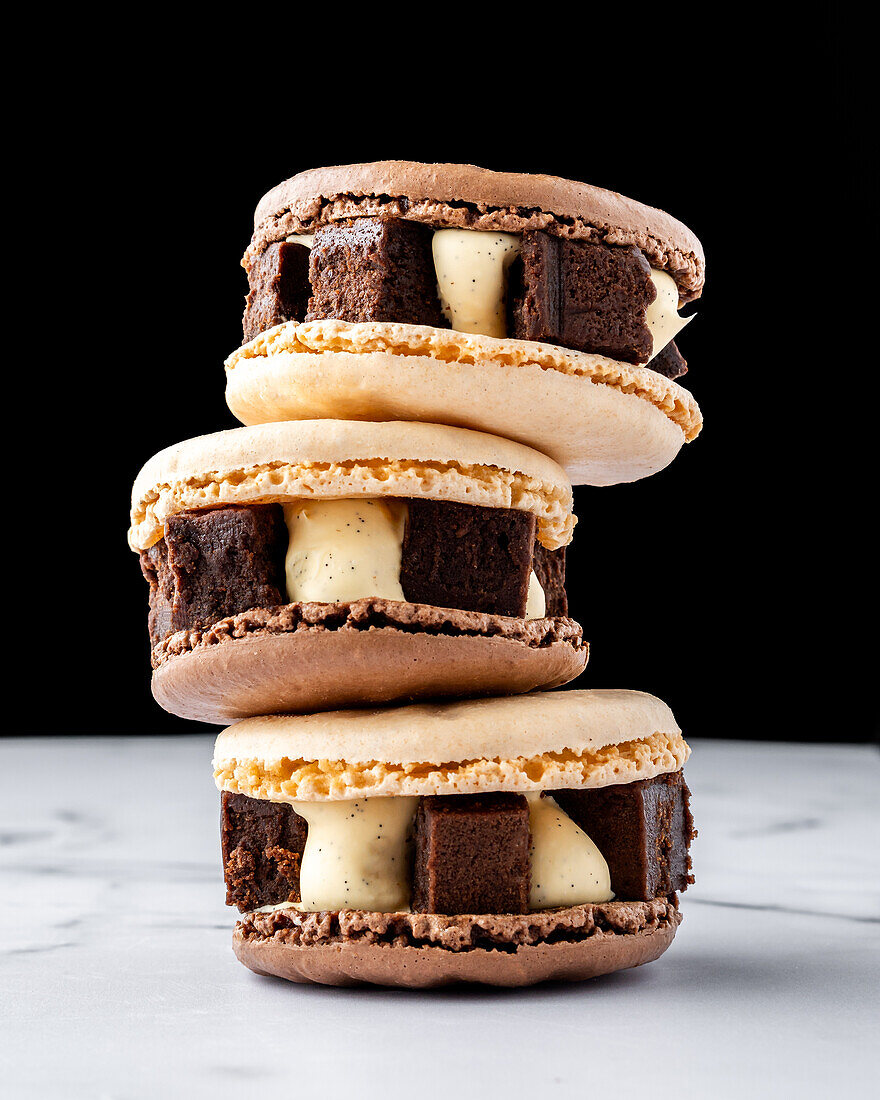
(19, 17, 872, 741)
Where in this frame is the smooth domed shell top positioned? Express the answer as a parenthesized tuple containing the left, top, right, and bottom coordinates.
(128, 419, 575, 551)
(246, 161, 704, 301)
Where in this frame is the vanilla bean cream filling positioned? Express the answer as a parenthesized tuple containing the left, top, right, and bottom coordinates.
(432, 229, 521, 337)
(525, 793, 612, 908)
(524, 570, 546, 619)
(283, 499, 408, 604)
(290, 797, 419, 912)
(253, 792, 611, 915)
(646, 269, 694, 361)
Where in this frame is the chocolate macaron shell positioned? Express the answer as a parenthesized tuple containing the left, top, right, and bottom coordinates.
(225, 321, 701, 486)
(246, 161, 703, 301)
(152, 615, 587, 725)
(232, 899, 681, 988)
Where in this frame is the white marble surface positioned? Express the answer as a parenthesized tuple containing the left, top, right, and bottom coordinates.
(1, 736, 877, 1099)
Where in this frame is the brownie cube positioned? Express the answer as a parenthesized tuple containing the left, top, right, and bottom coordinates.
(242, 241, 312, 343)
(413, 794, 530, 914)
(305, 217, 447, 327)
(509, 232, 656, 364)
(140, 546, 175, 644)
(532, 543, 567, 617)
(649, 338, 688, 380)
(139, 504, 287, 646)
(552, 772, 695, 901)
(401, 500, 536, 617)
(221, 792, 308, 911)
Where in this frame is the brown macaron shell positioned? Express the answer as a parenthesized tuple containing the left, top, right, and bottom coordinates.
(152, 609, 587, 724)
(246, 161, 703, 301)
(232, 898, 680, 988)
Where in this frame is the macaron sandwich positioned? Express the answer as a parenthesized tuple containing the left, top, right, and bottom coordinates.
(129, 419, 583, 723)
(215, 691, 694, 988)
(129, 161, 703, 987)
(227, 161, 703, 484)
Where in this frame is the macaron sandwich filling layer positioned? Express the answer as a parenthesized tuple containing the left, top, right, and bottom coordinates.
(140, 496, 570, 656)
(243, 221, 693, 380)
(220, 772, 694, 917)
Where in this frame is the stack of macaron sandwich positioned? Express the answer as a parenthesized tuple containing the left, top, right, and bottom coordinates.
(128, 162, 703, 988)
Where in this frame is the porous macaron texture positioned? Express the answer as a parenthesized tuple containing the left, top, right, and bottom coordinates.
(228, 321, 702, 444)
(233, 898, 681, 987)
(225, 320, 701, 485)
(212, 689, 690, 802)
(245, 161, 704, 302)
(128, 420, 575, 553)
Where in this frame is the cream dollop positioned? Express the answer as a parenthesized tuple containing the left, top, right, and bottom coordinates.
(526, 793, 613, 908)
(646, 270, 694, 361)
(284, 233, 314, 248)
(291, 797, 418, 912)
(525, 571, 546, 619)
(282, 499, 407, 603)
(432, 229, 521, 337)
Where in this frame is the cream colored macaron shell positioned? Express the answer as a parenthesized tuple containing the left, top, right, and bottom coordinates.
(129, 419, 574, 553)
(226, 321, 702, 486)
(213, 689, 690, 803)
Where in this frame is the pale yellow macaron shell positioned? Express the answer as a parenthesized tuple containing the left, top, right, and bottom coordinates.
(213, 689, 690, 803)
(129, 419, 574, 552)
(225, 321, 701, 486)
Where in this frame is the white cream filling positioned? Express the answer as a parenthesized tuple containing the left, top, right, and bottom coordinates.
(646, 269, 694, 361)
(432, 229, 521, 337)
(290, 797, 418, 912)
(526, 793, 613, 909)
(283, 233, 314, 248)
(282, 499, 407, 604)
(525, 570, 546, 619)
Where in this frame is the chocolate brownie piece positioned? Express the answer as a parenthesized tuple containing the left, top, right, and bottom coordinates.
(221, 791, 308, 911)
(532, 543, 567, 617)
(509, 232, 656, 364)
(552, 772, 695, 901)
(412, 794, 531, 915)
(305, 218, 447, 327)
(243, 241, 311, 343)
(139, 504, 287, 646)
(140, 546, 175, 645)
(649, 339, 688, 380)
(400, 500, 536, 617)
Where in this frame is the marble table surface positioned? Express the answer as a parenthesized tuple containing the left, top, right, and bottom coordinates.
(1, 735, 877, 1099)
